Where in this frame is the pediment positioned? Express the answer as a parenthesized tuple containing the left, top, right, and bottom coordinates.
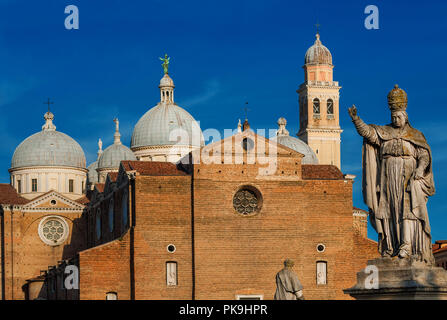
(192, 130, 304, 163)
(22, 190, 85, 212)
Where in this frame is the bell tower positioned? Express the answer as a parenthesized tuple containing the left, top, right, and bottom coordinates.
(297, 33, 342, 169)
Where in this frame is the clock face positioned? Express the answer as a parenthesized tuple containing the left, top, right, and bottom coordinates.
(242, 138, 254, 151)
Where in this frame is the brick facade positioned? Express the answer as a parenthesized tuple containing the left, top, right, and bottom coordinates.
(31, 132, 378, 300)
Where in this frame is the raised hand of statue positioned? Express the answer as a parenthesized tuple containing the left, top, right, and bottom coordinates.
(348, 105, 358, 120)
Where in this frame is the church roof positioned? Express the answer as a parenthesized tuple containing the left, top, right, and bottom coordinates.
(11, 111, 86, 170)
(0, 184, 28, 205)
(301, 165, 344, 180)
(121, 160, 189, 176)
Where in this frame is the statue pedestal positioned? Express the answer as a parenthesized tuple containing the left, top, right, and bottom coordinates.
(344, 257, 447, 300)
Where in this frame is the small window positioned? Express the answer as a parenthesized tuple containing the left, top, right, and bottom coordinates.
(106, 292, 118, 300)
(32, 179, 38, 192)
(166, 262, 177, 286)
(108, 199, 114, 232)
(122, 191, 128, 229)
(69, 179, 74, 193)
(96, 209, 102, 240)
(17, 180, 21, 193)
(327, 99, 334, 116)
(167, 244, 176, 253)
(82, 181, 84, 192)
(313, 98, 320, 114)
(316, 261, 327, 285)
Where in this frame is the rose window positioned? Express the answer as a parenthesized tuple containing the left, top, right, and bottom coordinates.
(233, 189, 259, 215)
(42, 219, 65, 242)
(38, 216, 69, 246)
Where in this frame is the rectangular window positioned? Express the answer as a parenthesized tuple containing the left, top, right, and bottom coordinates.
(316, 261, 327, 285)
(166, 262, 177, 286)
(17, 180, 21, 193)
(32, 179, 38, 192)
(69, 179, 74, 193)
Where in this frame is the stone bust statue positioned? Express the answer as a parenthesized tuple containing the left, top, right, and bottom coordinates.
(274, 259, 304, 300)
(348, 84, 435, 265)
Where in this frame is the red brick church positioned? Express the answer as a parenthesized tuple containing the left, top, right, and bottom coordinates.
(0, 33, 378, 300)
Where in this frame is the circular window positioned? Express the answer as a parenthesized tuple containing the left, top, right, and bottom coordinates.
(38, 216, 69, 246)
(233, 187, 261, 215)
(242, 138, 254, 151)
(50, 199, 57, 206)
(317, 244, 326, 253)
(167, 244, 176, 253)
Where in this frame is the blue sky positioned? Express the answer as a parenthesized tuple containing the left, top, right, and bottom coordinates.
(0, 0, 446, 241)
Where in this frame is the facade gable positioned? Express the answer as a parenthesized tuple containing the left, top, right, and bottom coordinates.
(21, 190, 85, 213)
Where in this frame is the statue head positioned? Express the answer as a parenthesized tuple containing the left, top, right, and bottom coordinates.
(391, 110, 408, 128)
(284, 259, 295, 268)
(387, 84, 407, 112)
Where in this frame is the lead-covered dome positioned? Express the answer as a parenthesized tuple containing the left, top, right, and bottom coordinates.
(304, 33, 332, 65)
(271, 118, 318, 164)
(98, 119, 136, 170)
(131, 74, 204, 149)
(11, 112, 86, 169)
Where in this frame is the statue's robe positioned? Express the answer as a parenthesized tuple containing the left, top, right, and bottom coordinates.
(274, 268, 303, 300)
(362, 123, 435, 263)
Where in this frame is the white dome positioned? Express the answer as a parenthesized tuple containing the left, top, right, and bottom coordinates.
(98, 119, 137, 170)
(98, 144, 136, 170)
(11, 112, 86, 169)
(131, 73, 203, 150)
(131, 103, 203, 149)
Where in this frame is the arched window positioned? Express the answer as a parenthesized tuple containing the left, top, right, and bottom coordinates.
(96, 208, 101, 240)
(122, 191, 128, 230)
(108, 198, 114, 232)
(327, 99, 334, 116)
(313, 98, 320, 116)
(106, 292, 118, 300)
(166, 261, 178, 286)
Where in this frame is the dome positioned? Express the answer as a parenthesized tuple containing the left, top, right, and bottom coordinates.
(87, 139, 103, 184)
(97, 144, 136, 169)
(131, 104, 203, 149)
(11, 112, 86, 169)
(87, 161, 99, 183)
(270, 118, 318, 165)
(131, 74, 203, 149)
(304, 33, 332, 65)
(98, 119, 137, 170)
